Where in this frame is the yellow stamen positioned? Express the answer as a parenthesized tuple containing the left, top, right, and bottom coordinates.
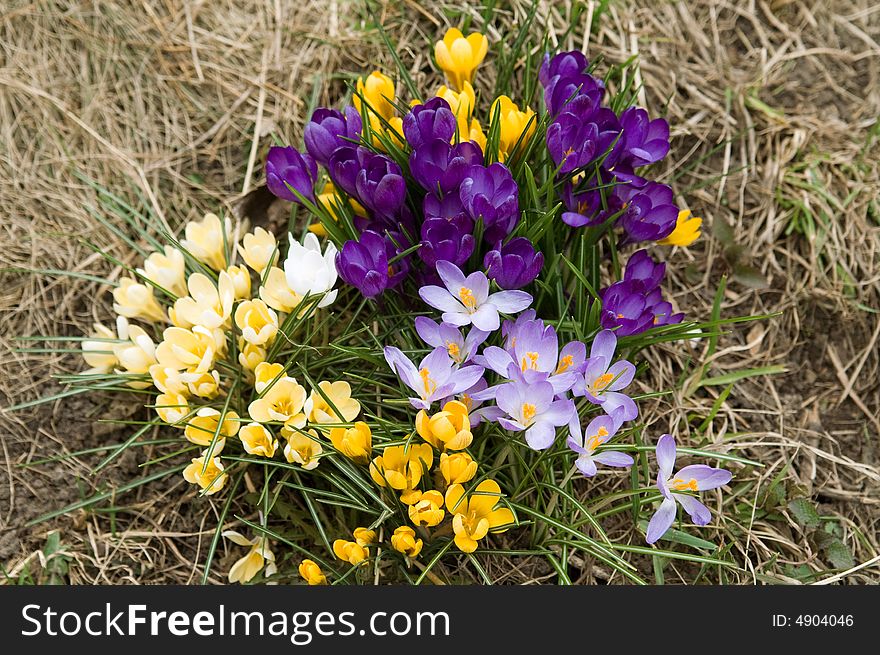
(556, 354, 574, 374)
(591, 373, 614, 392)
(459, 287, 477, 311)
(520, 352, 539, 372)
(671, 478, 698, 492)
(419, 368, 436, 395)
(446, 341, 461, 359)
(521, 403, 536, 424)
(586, 426, 610, 452)
(460, 393, 473, 412)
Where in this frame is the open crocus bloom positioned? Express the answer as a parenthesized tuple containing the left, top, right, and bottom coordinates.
(223, 531, 276, 584)
(414, 316, 488, 365)
(172, 271, 235, 329)
(566, 412, 633, 477)
(284, 232, 338, 308)
(418, 261, 532, 332)
(646, 434, 733, 544)
(574, 329, 638, 422)
(384, 345, 484, 410)
(495, 378, 575, 450)
(445, 479, 514, 553)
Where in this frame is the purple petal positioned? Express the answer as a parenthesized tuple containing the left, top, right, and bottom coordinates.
(481, 346, 515, 377)
(576, 456, 598, 477)
(590, 329, 617, 361)
(470, 304, 500, 331)
(645, 497, 677, 544)
(436, 260, 466, 292)
(674, 464, 732, 491)
(488, 290, 533, 314)
(542, 398, 576, 427)
(655, 434, 676, 480)
(414, 316, 443, 348)
(607, 360, 636, 390)
(419, 285, 463, 313)
(676, 494, 712, 526)
(525, 422, 556, 450)
(593, 451, 634, 468)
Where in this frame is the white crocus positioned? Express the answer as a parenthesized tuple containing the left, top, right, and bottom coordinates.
(284, 232, 338, 308)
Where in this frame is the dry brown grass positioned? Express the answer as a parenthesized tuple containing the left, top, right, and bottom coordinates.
(1, 0, 878, 584)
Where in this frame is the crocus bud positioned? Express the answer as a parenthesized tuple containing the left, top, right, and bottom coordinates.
(408, 490, 446, 527)
(237, 226, 278, 273)
(298, 559, 327, 585)
(335, 231, 390, 299)
(333, 539, 369, 565)
(265, 146, 317, 203)
(391, 526, 423, 559)
(416, 400, 473, 451)
(403, 97, 456, 149)
(439, 452, 478, 486)
(434, 28, 488, 92)
(418, 216, 474, 269)
(483, 237, 544, 290)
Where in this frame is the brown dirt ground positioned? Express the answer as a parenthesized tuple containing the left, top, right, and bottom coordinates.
(1, 1, 878, 584)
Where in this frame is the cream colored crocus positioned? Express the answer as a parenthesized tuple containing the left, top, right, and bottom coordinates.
(284, 429, 322, 470)
(112, 324, 157, 388)
(391, 526, 423, 559)
(184, 407, 239, 447)
(370, 444, 434, 503)
(438, 452, 478, 486)
(415, 400, 472, 451)
(333, 538, 369, 566)
(171, 272, 235, 329)
(155, 392, 189, 426)
(226, 265, 252, 300)
(137, 246, 186, 297)
(434, 28, 488, 92)
(305, 381, 361, 424)
(249, 375, 307, 432)
(329, 421, 372, 463)
(149, 364, 189, 395)
(180, 212, 232, 271)
(299, 559, 326, 585)
(408, 490, 446, 527)
(491, 95, 536, 160)
(238, 340, 266, 373)
(155, 325, 219, 375)
(254, 361, 285, 394)
(234, 299, 278, 346)
(239, 422, 278, 458)
(238, 226, 278, 273)
(658, 209, 702, 247)
(185, 370, 221, 399)
(445, 479, 515, 553)
(81, 322, 118, 374)
(355, 71, 396, 130)
(113, 277, 167, 323)
(183, 446, 227, 495)
(223, 531, 276, 584)
(259, 267, 303, 314)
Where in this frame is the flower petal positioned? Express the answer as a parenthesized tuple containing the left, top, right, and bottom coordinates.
(675, 464, 732, 491)
(676, 494, 712, 526)
(645, 497, 677, 544)
(488, 290, 533, 314)
(655, 434, 676, 480)
(420, 285, 464, 313)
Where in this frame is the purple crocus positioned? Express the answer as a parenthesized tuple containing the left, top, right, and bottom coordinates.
(459, 163, 520, 244)
(573, 330, 638, 422)
(335, 230, 389, 298)
(624, 249, 666, 290)
(303, 106, 362, 167)
(411, 140, 483, 195)
(617, 181, 679, 243)
(617, 106, 670, 168)
(546, 96, 620, 173)
(403, 98, 456, 149)
(539, 51, 590, 89)
(566, 412, 634, 477)
(355, 151, 406, 220)
(383, 346, 485, 410)
(418, 217, 474, 269)
(646, 434, 733, 544)
(328, 145, 368, 199)
(414, 317, 488, 365)
(495, 378, 575, 450)
(418, 261, 532, 332)
(560, 178, 623, 228)
(484, 237, 544, 290)
(265, 146, 318, 202)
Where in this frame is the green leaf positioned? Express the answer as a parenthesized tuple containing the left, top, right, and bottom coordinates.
(788, 498, 822, 529)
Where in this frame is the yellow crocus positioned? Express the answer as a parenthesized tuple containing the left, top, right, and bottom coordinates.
(137, 246, 187, 298)
(112, 324, 157, 388)
(408, 489, 446, 527)
(438, 452, 478, 486)
(283, 429, 323, 470)
(391, 526, 423, 559)
(184, 407, 239, 447)
(353, 527, 377, 547)
(185, 370, 221, 399)
(445, 479, 515, 553)
(226, 265, 252, 300)
(306, 381, 361, 424)
(155, 392, 189, 426)
(491, 95, 536, 160)
(237, 226, 278, 273)
(298, 559, 327, 585)
(182, 445, 227, 495)
(238, 340, 267, 372)
(329, 421, 372, 463)
(415, 400, 472, 451)
(658, 209, 702, 247)
(259, 266, 303, 314)
(355, 71, 396, 130)
(254, 361, 285, 394)
(435, 82, 476, 140)
(434, 28, 488, 92)
(312, 182, 367, 237)
(239, 422, 279, 458)
(468, 117, 487, 152)
(333, 539, 369, 566)
(223, 531, 276, 584)
(113, 277, 167, 324)
(155, 325, 219, 375)
(149, 364, 189, 395)
(370, 444, 434, 497)
(171, 271, 235, 330)
(234, 299, 278, 346)
(248, 375, 307, 431)
(81, 322, 118, 374)
(180, 212, 232, 271)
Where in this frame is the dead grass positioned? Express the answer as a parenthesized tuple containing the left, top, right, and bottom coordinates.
(1, 0, 878, 584)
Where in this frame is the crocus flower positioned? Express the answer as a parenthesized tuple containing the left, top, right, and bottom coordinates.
(445, 479, 514, 553)
(539, 50, 590, 88)
(566, 412, 633, 477)
(265, 146, 318, 203)
(416, 400, 473, 451)
(138, 246, 186, 297)
(403, 97, 457, 149)
(600, 281, 684, 335)
(184, 407, 239, 447)
(329, 421, 372, 463)
(354, 71, 396, 130)
(303, 106, 362, 167)
(284, 429, 323, 470)
(434, 28, 488, 92)
(483, 237, 544, 290)
(154, 325, 221, 377)
(575, 330, 638, 422)
(414, 317, 488, 365)
(171, 271, 235, 330)
(238, 422, 278, 458)
(223, 531, 276, 583)
(181, 212, 233, 271)
(155, 391, 189, 426)
(327, 145, 366, 199)
(298, 559, 326, 585)
(559, 170, 623, 228)
(459, 163, 520, 243)
(113, 277, 167, 324)
(333, 539, 369, 566)
(435, 81, 477, 138)
(623, 249, 666, 290)
(237, 226, 278, 273)
(225, 265, 251, 300)
(369, 444, 434, 503)
(617, 106, 670, 168)
(617, 181, 679, 243)
(491, 95, 536, 160)
(304, 380, 360, 424)
(335, 231, 389, 299)
(284, 232, 338, 308)
(391, 526, 424, 559)
(419, 216, 474, 269)
(546, 96, 620, 173)
(248, 375, 307, 432)
(408, 490, 446, 526)
(234, 299, 278, 346)
(544, 71, 605, 117)
(495, 378, 575, 450)
(646, 434, 733, 544)
(354, 151, 406, 220)
(658, 209, 702, 247)
(81, 320, 121, 375)
(183, 443, 227, 495)
(411, 139, 483, 194)
(438, 452, 478, 486)
(419, 261, 532, 332)
(383, 345, 484, 410)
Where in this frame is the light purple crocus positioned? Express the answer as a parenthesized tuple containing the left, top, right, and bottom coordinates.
(566, 411, 634, 477)
(495, 378, 575, 450)
(383, 346, 484, 410)
(414, 317, 488, 365)
(448, 378, 504, 427)
(418, 261, 532, 332)
(645, 434, 733, 544)
(573, 330, 638, 422)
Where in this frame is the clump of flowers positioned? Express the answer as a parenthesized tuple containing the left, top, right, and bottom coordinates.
(60, 25, 748, 586)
